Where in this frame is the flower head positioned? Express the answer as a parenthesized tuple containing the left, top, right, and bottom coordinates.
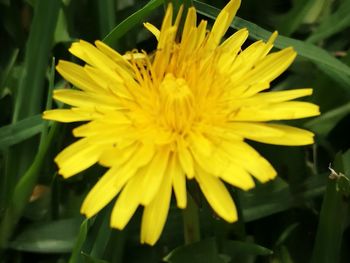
(43, 0, 319, 245)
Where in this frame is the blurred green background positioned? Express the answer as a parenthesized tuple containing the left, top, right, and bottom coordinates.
(1, 0, 350, 262)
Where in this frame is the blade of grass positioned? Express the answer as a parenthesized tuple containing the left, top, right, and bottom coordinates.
(241, 176, 326, 222)
(276, 0, 316, 36)
(0, 115, 45, 149)
(305, 101, 350, 137)
(103, 0, 163, 47)
(97, 0, 116, 39)
(0, 122, 60, 250)
(69, 219, 89, 263)
(0, 59, 59, 250)
(0, 48, 19, 93)
(307, 0, 350, 43)
(310, 152, 349, 263)
(3, 0, 61, 239)
(9, 218, 82, 253)
(12, 0, 60, 122)
(193, 1, 350, 82)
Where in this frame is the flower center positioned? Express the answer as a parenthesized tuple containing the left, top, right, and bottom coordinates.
(160, 73, 194, 133)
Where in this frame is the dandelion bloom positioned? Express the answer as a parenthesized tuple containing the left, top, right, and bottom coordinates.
(43, 0, 319, 244)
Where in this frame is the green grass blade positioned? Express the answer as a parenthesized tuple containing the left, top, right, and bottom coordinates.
(310, 152, 349, 263)
(307, 0, 350, 43)
(0, 122, 60, 249)
(97, 0, 116, 38)
(0, 48, 19, 93)
(2, 0, 61, 240)
(193, 1, 350, 81)
(305, 102, 350, 137)
(103, 0, 163, 47)
(276, 0, 316, 36)
(241, 177, 326, 222)
(69, 219, 89, 263)
(12, 0, 61, 122)
(0, 115, 44, 149)
(9, 218, 82, 253)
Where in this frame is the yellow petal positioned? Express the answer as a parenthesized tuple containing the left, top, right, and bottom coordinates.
(55, 138, 106, 177)
(195, 170, 237, 222)
(94, 40, 130, 67)
(206, 0, 241, 49)
(144, 22, 160, 41)
(53, 89, 118, 109)
(42, 109, 99, 122)
(98, 143, 137, 167)
(140, 147, 170, 205)
(230, 122, 284, 138)
(182, 7, 197, 41)
(110, 172, 142, 229)
(69, 40, 117, 72)
(222, 142, 276, 183)
(241, 48, 297, 95)
(246, 88, 313, 104)
(81, 167, 120, 217)
(141, 166, 172, 245)
(244, 123, 315, 146)
(220, 163, 255, 191)
(171, 154, 187, 208)
(188, 131, 213, 157)
(112, 143, 155, 191)
(232, 101, 320, 121)
(177, 138, 195, 179)
(56, 60, 101, 92)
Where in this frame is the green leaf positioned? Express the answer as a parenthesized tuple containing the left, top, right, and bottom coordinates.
(310, 152, 349, 263)
(0, 115, 44, 149)
(164, 238, 225, 263)
(54, 9, 72, 44)
(9, 218, 82, 253)
(276, 0, 316, 36)
(241, 176, 326, 222)
(305, 102, 350, 137)
(69, 219, 89, 263)
(0, 48, 19, 95)
(82, 253, 109, 263)
(103, 0, 163, 47)
(97, 0, 116, 38)
(221, 239, 273, 261)
(13, 0, 60, 121)
(275, 223, 300, 247)
(193, 1, 350, 81)
(307, 0, 350, 43)
(0, 122, 60, 248)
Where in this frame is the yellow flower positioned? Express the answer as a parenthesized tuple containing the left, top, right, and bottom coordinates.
(43, 0, 319, 245)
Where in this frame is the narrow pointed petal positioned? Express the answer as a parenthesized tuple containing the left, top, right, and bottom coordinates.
(220, 163, 255, 190)
(56, 60, 101, 92)
(141, 168, 172, 245)
(110, 173, 142, 229)
(232, 101, 320, 121)
(171, 154, 187, 208)
(43, 109, 99, 122)
(244, 124, 315, 145)
(140, 148, 170, 205)
(55, 138, 106, 178)
(81, 167, 120, 217)
(144, 22, 160, 41)
(195, 170, 237, 222)
(206, 0, 241, 48)
(222, 142, 277, 183)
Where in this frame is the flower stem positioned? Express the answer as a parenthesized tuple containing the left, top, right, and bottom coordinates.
(182, 193, 200, 244)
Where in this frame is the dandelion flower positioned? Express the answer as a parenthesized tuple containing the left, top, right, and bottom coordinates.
(43, 0, 320, 245)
